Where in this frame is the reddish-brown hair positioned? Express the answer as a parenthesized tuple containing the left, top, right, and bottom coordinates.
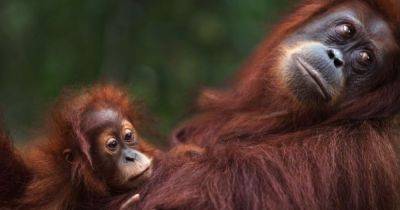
(172, 0, 400, 147)
(14, 85, 155, 209)
(135, 1, 400, 209)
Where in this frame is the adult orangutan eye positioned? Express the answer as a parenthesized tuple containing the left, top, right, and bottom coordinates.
(351, 50, 375, 74)
(106, 138, 119, 150)
(357, 51, 373, 66)
(335, 23, 355, 39)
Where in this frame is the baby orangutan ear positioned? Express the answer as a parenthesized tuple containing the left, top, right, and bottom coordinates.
(63, 149, 74, 163)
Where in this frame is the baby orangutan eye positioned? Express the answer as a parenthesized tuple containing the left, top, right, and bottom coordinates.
(124, 128, 138, 146)
(123, 129, 134, 141)
(106, 137, 119, 150)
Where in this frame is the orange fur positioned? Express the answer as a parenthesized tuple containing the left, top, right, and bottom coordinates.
(1, 85, 158, 209)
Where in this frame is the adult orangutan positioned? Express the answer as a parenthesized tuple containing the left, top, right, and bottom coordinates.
(131, 0, 400, 209)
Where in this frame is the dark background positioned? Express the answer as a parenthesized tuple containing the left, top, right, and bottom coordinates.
(0, 0, 292, 144)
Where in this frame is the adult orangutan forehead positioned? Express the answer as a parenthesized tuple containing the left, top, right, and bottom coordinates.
(81, 108, 123, 133)
(293, 0, 398, 58)
(310, 2, 395, 40)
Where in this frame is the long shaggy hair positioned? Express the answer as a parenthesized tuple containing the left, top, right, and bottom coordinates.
(135, 0, 400, 209)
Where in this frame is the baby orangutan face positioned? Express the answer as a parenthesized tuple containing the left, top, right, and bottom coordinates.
(82, 108, 153, 191)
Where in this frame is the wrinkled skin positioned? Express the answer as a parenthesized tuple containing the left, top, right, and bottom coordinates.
(280, 1, 397, 105)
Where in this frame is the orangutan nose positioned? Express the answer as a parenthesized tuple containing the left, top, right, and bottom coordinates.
(123, 149, 137, 163)
(326, 49, 344, 68)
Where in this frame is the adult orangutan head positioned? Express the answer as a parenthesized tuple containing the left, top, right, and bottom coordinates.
(173, 0, 400, 147)
(198, 0, 400, 121)
(277, 1, 398, 108)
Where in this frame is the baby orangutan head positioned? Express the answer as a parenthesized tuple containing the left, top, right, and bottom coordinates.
(55, 85, 156, 195)
(82, 108, 153, 191)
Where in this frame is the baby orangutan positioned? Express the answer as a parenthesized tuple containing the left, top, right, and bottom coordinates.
(79, 106, 153, 192)
(0, 85, 157, 209)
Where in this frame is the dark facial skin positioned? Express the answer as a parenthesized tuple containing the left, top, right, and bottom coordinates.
(82, 108, 152, 191)
(279, 0, 398, 105)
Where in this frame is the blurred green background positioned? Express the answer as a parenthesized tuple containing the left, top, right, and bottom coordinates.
(0, 0, 292, 144)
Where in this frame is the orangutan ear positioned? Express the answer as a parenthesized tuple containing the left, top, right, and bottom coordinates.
(171, 126, 192, 146)
(63, 149, 74, 163)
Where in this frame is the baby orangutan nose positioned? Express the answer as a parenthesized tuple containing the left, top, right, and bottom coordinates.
(124, 149, 138, 163)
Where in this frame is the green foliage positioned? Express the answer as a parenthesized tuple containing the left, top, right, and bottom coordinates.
(0, 0, 290, 143)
